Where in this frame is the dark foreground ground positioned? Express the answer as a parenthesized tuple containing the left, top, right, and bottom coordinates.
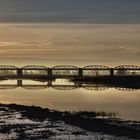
(0, 104, 140, 140)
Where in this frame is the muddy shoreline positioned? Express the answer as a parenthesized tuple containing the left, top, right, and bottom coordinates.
(0, 104, 140, 139)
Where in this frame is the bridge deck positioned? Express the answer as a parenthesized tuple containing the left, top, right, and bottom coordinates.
(0, 65, 139, 78)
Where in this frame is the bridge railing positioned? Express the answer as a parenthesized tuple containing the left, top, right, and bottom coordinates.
(0, 70, 17, 76)
(51, 65, 79, 76)
(22, 70, 48, 76)
(21, 65, 49, 76)
(82, 69, 111, 77)
(0, 65, 140, 77)
(52, 69, 79, 76)
(82, 65, 111, 77)
(114, 70, 140, 76)
(0, 65, 18, 76)
(114, 65, 140, 76)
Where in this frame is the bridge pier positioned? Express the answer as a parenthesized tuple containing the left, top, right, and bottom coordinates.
(110, 68, 114, 76)
(48, 68, 52, 76)
(17, 68, 22, 77)
(79, 68, 83, 77)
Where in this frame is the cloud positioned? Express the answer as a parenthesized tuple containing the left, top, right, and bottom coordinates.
(118, 46, 140, 54)
(0, 23, 139, 66)
(0, 0, 140, 23)
(0, 41, 16, 47)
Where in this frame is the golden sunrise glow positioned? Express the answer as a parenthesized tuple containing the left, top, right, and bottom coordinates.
(0, 24, 140, 66)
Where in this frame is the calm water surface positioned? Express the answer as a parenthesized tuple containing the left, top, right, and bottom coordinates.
(0, 79, 139, 121)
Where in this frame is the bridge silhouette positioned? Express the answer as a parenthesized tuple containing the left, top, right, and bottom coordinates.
(0, 65, 139, 78)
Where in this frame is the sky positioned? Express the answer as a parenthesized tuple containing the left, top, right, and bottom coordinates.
(0, 0, 139, 66)
(0, 0, 140, 23)
(0, 24, 140, 66)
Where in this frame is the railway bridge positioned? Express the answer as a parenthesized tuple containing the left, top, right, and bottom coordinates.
(0, 65, 139, 78)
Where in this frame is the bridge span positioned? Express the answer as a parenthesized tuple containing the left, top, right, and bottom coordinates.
(0, 65, 139, 78)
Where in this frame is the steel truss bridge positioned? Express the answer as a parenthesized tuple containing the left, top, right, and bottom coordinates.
(0, 65, 139, 78)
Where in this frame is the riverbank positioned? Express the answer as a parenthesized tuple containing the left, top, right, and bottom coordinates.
(0, 104, 140, 139)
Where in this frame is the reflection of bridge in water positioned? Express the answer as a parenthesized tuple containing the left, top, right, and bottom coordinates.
(0, 80, 109, 91)
(0, 80, 138, 91)
(0, 65, 139, 78)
